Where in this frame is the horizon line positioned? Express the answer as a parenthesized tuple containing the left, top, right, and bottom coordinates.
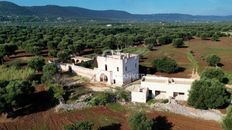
(2, 1, 232, 17)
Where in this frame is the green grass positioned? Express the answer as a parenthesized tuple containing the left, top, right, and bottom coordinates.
(31, 123, 49, 130)
(147, 99, 156, 105)
(107, 103, 127, 112)
(187, 51, 199, 72)
(123, 46, 150, 55)
(0, 65, 35, 81)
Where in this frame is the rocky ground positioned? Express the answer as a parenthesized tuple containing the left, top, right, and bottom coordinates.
(153, 99, 223, 121)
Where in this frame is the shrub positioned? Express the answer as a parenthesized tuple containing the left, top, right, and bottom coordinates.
(42, 63, 59, 83)
(0, 66, 34, 81)
(161, 99, 169, 104)
(147, 99, 156, 105)
(188, 79, 229, 109)
(128, 112, 153, 130)
(153, 57, 178, 73)
(206, 55, 221, 67)
(114, 88, 131, 102)
(212, 34, 219, 41)
(48, 84, 64, 100)
(222, 106, 232, 130)
(64, 121, 93, 130)
(88, 92, 115, 106)
(172, 38, 184, 48)
(28, 56, 45, 71)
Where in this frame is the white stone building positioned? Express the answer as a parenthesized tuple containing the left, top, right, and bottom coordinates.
(131, 75, 195, 103)
(57, 51, 139, 87)
(94, 51, 139, 86)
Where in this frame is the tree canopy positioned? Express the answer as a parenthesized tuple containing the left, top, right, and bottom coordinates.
(42, 63, 59, 83)
(188, 79, 229, 109)
(206, 55, 221, 67)
(28, 56, 45, 71)
(201, 68, 227, 83)
(223, 106, 232, 130)
(153, 57, 178, 73)
(128, 112, 153, 130)
(172, 38, 184, 48)
(0, 80, 34, 114)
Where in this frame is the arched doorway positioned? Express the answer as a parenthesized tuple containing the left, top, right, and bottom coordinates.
(100, 73, 108, 82)
(68, 66, 72, 73)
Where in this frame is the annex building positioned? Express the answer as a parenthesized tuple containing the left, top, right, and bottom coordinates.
(131, 75, 195, 103)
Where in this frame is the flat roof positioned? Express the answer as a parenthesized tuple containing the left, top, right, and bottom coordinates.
(142, 75, 194, 85)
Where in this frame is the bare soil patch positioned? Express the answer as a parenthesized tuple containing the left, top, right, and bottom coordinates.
(0, 106, 222, 130)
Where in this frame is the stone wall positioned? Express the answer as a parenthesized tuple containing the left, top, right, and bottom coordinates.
(58, 63, 95, 79)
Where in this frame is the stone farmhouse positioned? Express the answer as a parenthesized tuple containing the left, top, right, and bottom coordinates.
(94, 51, 139, 86)
(56, 50, 195, 103)
(131, 75, 195, 103)
(57, 50, 139, 86)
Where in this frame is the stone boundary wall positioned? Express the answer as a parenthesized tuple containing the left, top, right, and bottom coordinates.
(58, 63, 95, 79)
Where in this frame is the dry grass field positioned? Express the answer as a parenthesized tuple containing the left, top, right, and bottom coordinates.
(139, 37, 232, 81)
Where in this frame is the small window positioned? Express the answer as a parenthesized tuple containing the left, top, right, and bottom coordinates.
(117, 67, 119, 72)
(125, 66, 127, 72)
(113, 79, 116, 84)
(135, 63, 137, 68)
(179, 93, 185, 95)
(105, 64, 108, 71)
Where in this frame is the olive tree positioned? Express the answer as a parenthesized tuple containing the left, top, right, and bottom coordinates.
(206, 55, 221, 67)
(144, 37, 157, 50)
(42, 63, 59, 83)
(28, 56, 45, 71)
(188, 79, 229, 109)
(0, 80, 34, 114)
(153, 57, 178, 73)
(48, 84, 64, 100)
(128, 112, 153, 130)
(212, 34, 219, 41)
(57, 50, 70, 63)
(172, 38, 184, 48)
(201, 68, 227, 83)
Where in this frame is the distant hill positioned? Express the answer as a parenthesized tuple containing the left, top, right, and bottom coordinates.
(27, 5, 133, 20)
(1, 1, 232, 22)
(0, 1, 32, 15)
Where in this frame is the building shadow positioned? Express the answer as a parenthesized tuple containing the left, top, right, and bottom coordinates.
(139, 65, 156, 75)
(8, 91, 57, 118)
(152, 116, 173, 130)
(175, 67, 186, 73)
(98, 123, 121, 130)
(217, 63, 224, 67)
(179, 45, 188, 48)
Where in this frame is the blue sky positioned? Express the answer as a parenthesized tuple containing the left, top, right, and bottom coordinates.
(5, 0, 232, 15)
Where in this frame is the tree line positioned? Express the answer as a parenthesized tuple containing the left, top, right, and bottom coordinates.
(0, 23, 230, 63)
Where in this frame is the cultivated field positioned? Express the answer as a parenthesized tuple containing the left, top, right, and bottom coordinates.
(0, 105, 222, 130)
